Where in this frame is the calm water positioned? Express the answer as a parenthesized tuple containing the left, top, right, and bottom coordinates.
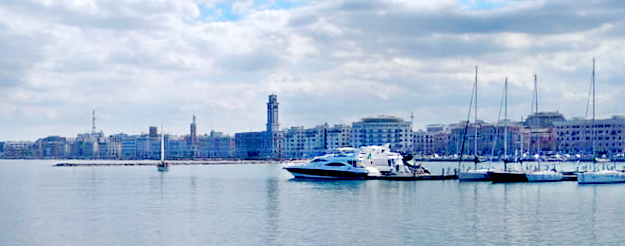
(1, 160, 624, 246)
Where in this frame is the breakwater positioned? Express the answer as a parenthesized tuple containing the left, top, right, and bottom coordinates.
(54, 160, 301, 167)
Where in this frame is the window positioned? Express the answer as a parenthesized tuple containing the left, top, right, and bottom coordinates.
(326, 163, 345, 167)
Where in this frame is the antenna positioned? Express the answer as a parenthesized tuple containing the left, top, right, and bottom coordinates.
(92, 110, 96, 135)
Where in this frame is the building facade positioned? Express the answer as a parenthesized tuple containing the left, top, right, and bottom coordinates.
(555, 116, 625, 156)
(351, 116, 412, 153)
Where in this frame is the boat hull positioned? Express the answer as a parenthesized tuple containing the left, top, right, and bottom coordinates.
(157, 165, 169, 172)
(458, 170, 491, 181)
(489, 171, 528, 183)
(285, 167, 369, 179)
(526, 171, 563, 182)
(577, 171, 625, 184)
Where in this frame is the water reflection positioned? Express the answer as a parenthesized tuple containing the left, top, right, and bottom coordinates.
(265, 178, 280, 246)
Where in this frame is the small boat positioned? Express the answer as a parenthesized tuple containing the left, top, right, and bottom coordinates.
(525, 169, 563, 182)
(157, 161, 169, 172)
(284, 148, 380, 179)
(157, 127, 169, 172)
(489, 169, 528, 183)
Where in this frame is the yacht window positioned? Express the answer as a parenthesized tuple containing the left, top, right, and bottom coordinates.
(312, 159, 327, 162)
(326, 163, 345, 167)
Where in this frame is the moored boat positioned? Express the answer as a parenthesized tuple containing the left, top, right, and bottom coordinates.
(525, 169, 563, 182)
(489, 170, 528, 183)
(577, 170, 625, 184)
(284, 148, 380, 179)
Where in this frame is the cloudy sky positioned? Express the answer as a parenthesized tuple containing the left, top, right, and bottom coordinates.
(1, 0, 624, 141)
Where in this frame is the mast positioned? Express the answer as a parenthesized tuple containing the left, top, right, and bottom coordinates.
(161, 126, 165, 161)
(474, 66, 478, 161)
(535, 74, 540, 167)
(592, 59, 596, 169)
(504, 77, 508, 159)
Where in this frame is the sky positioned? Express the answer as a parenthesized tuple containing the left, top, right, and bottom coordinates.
(1, 0, 625, 141)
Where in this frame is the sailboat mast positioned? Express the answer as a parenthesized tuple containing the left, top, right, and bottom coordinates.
(161, 126, 165, 161)
(475, 66, 478, 159)
(535, 74, 539, 166)
(504, 77, 508, 159)
(592, 59, 596, 167)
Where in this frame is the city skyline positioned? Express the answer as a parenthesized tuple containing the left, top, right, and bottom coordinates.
(2, 0, 625, 141)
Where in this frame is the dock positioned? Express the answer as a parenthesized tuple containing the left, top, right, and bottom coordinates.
(368, 174, 458, 180)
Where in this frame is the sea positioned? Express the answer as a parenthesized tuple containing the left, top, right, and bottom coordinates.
(1, 160, 624, 246)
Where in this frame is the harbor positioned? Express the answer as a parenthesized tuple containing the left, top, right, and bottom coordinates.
(4, 159, 625, 246)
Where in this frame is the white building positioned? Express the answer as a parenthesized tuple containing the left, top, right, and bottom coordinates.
(351, 116, 412, 153)
(326, 124, 352, 149)
(555, 115, 625, 156)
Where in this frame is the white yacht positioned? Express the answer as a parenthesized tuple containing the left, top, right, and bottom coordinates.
(284, 148, 381, 179)
(359, 145, 429, 179)
(577, 170, 625, 184)
(284, 145, 426, 179)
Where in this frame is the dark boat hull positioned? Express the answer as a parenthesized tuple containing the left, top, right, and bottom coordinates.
(285, 167, 369, 179)
(489, 171, 528, 183)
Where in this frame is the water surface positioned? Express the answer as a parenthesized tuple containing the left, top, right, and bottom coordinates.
(0, 160, 623, 246)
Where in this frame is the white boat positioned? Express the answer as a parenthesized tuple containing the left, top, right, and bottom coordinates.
(458, 68, 495, 181)
(157, 127, 169, 172)
(284, 145, 427, 179)
(458, 169, 491, 181)
(526, 169, 563, 182)
(577, 170, 625, 184)
(575, 60, 625, 184)
(284, 148, 380, 179)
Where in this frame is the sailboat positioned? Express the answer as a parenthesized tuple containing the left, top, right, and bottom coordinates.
(157, 127, 169, 172)
(489, 76, 530, 183)
(577, 60, 625, 184)
(458, 67, 492, 181)
(524, 75, 563, 182)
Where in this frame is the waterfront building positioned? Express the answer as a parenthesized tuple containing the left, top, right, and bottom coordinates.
(235, 131, 273, 159)
(524, 111, 565, 128)
(33, 136, 68, 159)
(166, 135, 189, 159)
(303, 124, 328, 158)
(326, 124, 352, 149)
(280, 124, 352, 159)
(235, 94, 281, 159)
(555, 115, 625, 156)
(69, 133, 99, 159)
(134, 134, 161, 160)
(282, 126, 305, 158)
(444, 120, 524, 158)
(121, 136, 137, 159)
(414, 126, 451, 155)
(98, 141, 121, 159)
(197, 131, 235, 158)
(2, 141, 34, 159)
(351, 116, 412, 153)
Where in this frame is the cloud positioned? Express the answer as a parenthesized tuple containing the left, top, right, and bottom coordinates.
(1, 0, 625, 141)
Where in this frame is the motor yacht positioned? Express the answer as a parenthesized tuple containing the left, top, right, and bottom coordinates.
(284, 148, 381, 179)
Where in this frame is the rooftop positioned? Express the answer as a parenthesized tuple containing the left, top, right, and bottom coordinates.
(360, 116, 404, 123)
